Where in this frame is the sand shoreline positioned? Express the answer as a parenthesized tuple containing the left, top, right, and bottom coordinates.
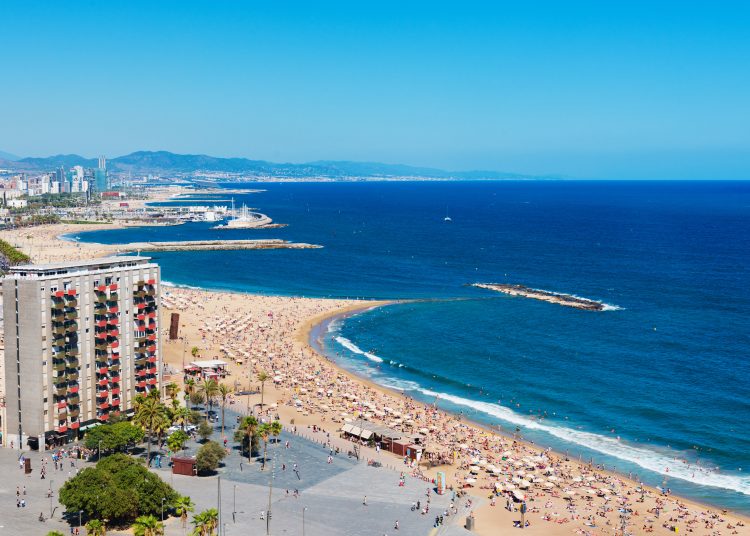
(4, 219, 749, 534)
(297, 302, 750, 523)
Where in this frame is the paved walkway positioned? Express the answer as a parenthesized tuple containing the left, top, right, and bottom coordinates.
(0, 408, 475, 535)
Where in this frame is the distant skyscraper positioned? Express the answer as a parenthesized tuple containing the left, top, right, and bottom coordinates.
(98, 155, 106, 170)
(94, 168, 108, 192)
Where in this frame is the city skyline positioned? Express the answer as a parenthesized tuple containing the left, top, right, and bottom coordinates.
(1, 1, 749, 179)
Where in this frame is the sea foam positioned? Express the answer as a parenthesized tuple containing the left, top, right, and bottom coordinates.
(334, 336, 384, 363)
(416, 388, 750, 495)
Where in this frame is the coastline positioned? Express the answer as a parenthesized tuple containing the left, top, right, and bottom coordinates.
(6, 218, 749, 534)
(297, 303, 750, 524)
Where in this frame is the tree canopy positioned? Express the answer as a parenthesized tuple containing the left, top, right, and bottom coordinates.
(59, 454, 178, 524)
(195, 441, 226, 474)
(84, 421, 145, 452)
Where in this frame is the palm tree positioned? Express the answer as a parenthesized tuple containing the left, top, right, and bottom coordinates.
(172, 405, 192, 432)
(133, 396, 168, 462)
(133, 514, 164, 536)
(236, 415, 258, 460)
(192, 508, 219, 536)
(257, 371, 270, 410)
(199, 379, 220, 422)
(153, 410, 171, 450)
(184, 378, 196, 408)
(218, 384, 231, 437)
(173, 495, 195, 529)
(258, 420, 282, 471)
(165, 382, 180, 402)
(85, 519, 106, 536)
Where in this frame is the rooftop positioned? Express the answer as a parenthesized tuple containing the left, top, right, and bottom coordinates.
(8, 256, 154, 275)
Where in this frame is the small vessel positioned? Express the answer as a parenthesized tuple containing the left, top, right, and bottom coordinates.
(444, 205, 452, 222)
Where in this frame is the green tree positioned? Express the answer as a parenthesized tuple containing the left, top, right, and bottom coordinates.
(234, 415, 259, 460)
(46, 532, 66, 536)
(191, 346, 200, 358)
(184, 378, 196, 407)
(133, 396, 169, 462)
(173, 495, 195, 529)
(257, 371, 270, 409)
(191, 508, 219, 536)
(258, 421, 282, 470)
(166, 430, 190, 453)
(218, 383, 231, 437)
(165, 382, 180, 402)
(59, 454, 178, 524)
(133, 514, 164, 536)
(195, 441, 226, 474)
(84, 422, 144, 453)
(197, 420, 213, 442)
(171, 405, 192, 431)
(189, 391, 205, 409)
(85, 519, 106, 536)
(198, 379, 220, 421)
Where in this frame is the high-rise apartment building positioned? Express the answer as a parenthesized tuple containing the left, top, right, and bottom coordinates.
(2, 257, 161, 450)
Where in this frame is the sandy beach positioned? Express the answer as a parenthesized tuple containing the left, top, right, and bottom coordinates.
(4, 222, 749, 535)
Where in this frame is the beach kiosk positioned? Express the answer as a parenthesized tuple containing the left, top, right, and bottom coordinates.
(172, 456, 197, 476)
(187, 359, 229, 380)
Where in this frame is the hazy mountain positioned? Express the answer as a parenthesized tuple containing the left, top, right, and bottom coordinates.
(0, 150, 20, 161)
(4, 150, 544, 180)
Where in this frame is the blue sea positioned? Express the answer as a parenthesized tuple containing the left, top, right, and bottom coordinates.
(72, 181, 750, 512)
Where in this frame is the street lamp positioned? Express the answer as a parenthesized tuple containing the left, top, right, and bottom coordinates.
(78, 510, 83, 527)
(98, 439, 102, 462)
(303, 506, 308, 536)
(161, 497, 166, 522)
(233, 485, 237, 523)
(49, 479, 54, 518)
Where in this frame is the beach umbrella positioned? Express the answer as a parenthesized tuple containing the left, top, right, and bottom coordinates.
(465, 478, 477, 485)
(469, 466, 480, 474)
(519, 480, 531, 489)
(543, 482, 554, 489)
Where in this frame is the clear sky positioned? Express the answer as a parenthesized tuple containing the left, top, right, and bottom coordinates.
(1, 1, 748, 179)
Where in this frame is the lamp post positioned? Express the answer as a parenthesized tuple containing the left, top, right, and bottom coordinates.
(98, 439, 102, 462)
(161, 497, 166, 522)
(303, 506, 308, 536)
(49, 479, 54, 518)
(78, 510, 83, 528)
(233, 485, 237, 523)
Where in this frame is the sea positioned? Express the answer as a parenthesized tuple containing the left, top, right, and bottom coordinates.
(70, 180, 750, 512)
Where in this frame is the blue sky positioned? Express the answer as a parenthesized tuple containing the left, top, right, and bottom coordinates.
(0, 1, 748, 179)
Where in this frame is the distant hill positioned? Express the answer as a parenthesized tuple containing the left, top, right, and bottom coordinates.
(0, 150, 20, 161)
(3, 150, 546, 180)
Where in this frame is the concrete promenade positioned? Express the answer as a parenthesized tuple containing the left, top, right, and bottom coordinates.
(0, 408, 476, 535)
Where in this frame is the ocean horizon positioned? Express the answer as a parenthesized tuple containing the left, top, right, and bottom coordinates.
(71, 180, 750, 513)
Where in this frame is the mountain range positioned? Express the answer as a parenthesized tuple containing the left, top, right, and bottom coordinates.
(0, 150, 546, 180)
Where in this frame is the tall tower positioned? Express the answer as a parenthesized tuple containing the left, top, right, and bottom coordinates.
(98, 155, 107, 170)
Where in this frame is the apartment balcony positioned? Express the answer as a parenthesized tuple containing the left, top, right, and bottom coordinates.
(107, 329, 119, 338)
(52, 324, 66, 336)
(95, 293, 106, 303)
(97, 366, 109, 375)
(136, 302, 146, 310)
(136, 369, 147, 378)
(107, 292, 119, 302)
(94, 303, 106, 314)
(70, 421, 80, 430)
(134, 289, 146, 298)
(68, 385, 79, 394)
(65, 321, 78, 333)
(108, 317, 119, 326)
(54, 290, 65, 298)
(53, 361, 66, 372)
(66, 347, 79, 357)
(66, 298, 78, 308)
(147, 378, 158, 385)
(109, 283, 118, 291)
(111, 397, 121, 407)
(51, 310, 65, 322)
(66, 288, 77, 297)
(147, 344, 156, 353)
(96, 319, 107, 328)
(111, 340, 120, 349)
(98, 413, 109, 422)
(95, 342, 108, 352)
(67, 371, 79, 381)
(147, 355, 157, 363)
(57, 400, 67, 409)
(56, 424, 68, 433)
(65, 310, 78, 321)
(96, 284, 107, 292)
(97, 377, 108, 387)
(68, 394, 80, 405)
(147, 333, 156, 341)
(66, 358, 79, 369)
(147, 278, 156, 285)
(136, 381, 147, 389)
(110, 375, 121, 384)
(108, 305, 119, 314)
(111, 387, 121, 396)
(148, 366, 157, 375)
